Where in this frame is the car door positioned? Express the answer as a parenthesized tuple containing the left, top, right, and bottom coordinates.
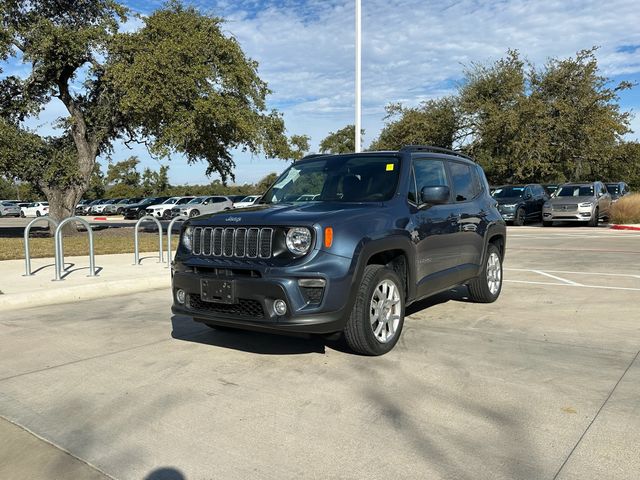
(447, 161, 485, 272)
(408, 157, 462, 297)
(597, 182, 611, 215)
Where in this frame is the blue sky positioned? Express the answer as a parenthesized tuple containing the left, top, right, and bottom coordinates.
(8, 0, 640, 185)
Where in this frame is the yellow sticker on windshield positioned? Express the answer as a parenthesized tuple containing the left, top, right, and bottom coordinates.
(386, 163, 394, 171)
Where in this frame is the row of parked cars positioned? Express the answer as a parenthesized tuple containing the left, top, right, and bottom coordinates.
(491, 181, 630, 226)
(75, 194, 262, 219)
(0, 200, 49, 217)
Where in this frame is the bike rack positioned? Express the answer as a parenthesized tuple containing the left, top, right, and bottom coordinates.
(23, 217, 59, 276)
(166, 216, 188, 268)
(54, 217, 97, 281)
(134, 215, 163, 265)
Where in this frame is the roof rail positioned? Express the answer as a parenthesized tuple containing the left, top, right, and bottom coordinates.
(300, 153, 328, 160)
(400, 145, 474, 162)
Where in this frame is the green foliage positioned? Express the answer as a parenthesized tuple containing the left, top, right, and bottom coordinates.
(320, 125, 363, 154)
(141, 165, 170, 196)
(106, 156, 140, 187)
(370, 98, 460, 151)
(370, 48, 634, 186)
(105, 2, 290, 182)
(0, 0, 290, 224)
(288, 134, 311, 162)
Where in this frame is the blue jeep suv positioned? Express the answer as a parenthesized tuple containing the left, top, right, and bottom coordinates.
(171, 146, 506, 355)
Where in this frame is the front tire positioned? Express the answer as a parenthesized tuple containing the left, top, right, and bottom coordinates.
(36, 211, 41, 217)
(162, 209, 171, 220)
(20, 211, 25, 218)
(513, 207, 526, 226)
(467, 244, 503, 303)
(189, 209, 200, 218)
(137, 210, 146, 219)
(588, 208, 599, 227)
(343, 265, 405, 356)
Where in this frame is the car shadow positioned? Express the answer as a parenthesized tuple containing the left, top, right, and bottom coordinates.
(170, 314, 329, 355)
(406, 286, 471, 316)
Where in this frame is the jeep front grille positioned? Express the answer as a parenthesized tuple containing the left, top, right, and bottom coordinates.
(192, 227, 273, 258)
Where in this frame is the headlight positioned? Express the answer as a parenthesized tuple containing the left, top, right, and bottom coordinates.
(286, 227, 313, 256)
(181, 226, 193, 252)
(579, 202, 593, 208)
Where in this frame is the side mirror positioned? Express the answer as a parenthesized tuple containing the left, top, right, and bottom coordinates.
(420, 185, 450, 205)
(524, 193, 532, 200)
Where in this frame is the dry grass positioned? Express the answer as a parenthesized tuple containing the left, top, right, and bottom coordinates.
(610, 193, 640, 224)
(0, 228, 179, 261)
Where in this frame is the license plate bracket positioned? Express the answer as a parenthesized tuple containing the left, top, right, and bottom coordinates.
(200, 279, 235, 304)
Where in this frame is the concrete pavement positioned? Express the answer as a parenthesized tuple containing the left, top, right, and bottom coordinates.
(0, 252, 170, 311)
(0, 226, 638, 479)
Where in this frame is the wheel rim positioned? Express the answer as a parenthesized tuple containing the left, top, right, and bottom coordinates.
(369, 279, 401, 344)
(486, 252, 502, 295)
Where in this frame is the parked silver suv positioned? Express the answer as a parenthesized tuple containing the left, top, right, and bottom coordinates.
(542, 181, 611, 227)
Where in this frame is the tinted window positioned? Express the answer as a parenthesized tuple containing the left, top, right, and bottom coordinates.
(413, 159, 447, 190)
(408, 167, 418, 203)
(492, 186, 524, 198)
(211, 197, 226, 203)
(448, 162, 476, 202)
(556, 185, 594, 197)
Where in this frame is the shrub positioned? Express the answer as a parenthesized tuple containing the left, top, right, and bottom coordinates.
(610, 193, 640, 224)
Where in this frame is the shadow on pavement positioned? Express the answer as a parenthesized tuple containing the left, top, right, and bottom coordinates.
(170, 315, 328, 355)
(144, 467, 186, 480)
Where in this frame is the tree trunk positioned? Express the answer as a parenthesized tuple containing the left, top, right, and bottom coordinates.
(42, 185, 85, 235)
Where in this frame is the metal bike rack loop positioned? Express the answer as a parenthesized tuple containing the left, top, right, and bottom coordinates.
(23, 217, 59, 276)
(54, 217, 97, 281)
(134, 215, 164, 265)
(166, 215, 188, 268)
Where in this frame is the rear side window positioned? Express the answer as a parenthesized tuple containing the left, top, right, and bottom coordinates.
(448, 162, 479, 202)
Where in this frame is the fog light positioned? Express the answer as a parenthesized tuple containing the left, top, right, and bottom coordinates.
(274, 299, 287, 316)
(176, 289, 186, 304)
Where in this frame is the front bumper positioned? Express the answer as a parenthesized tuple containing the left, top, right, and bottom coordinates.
(171, 252, 354, 334)
(543, 209, 593, 222)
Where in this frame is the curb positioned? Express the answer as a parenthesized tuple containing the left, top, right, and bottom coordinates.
(0, 275, 170, 312)
(611, 225, 640, 231)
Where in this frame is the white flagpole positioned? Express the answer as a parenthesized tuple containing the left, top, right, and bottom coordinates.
(355, 0, 361, 153)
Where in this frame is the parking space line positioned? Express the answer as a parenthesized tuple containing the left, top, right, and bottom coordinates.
(531, 270, 582, 285)
(506, 268, 640, 279)
(505, 280, 640, 292)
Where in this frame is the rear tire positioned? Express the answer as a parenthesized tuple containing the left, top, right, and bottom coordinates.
(343, 265, 405, 356)
(588, 208, 599, 227)
(513, 207, 525, 226)
(467, 244, 502, 303)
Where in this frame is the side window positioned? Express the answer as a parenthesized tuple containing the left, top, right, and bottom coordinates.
(407, 167, 418, 204)
(413, 159, 449, 201)
(448, 162, 476, 202)
(523, 186, 532, 198)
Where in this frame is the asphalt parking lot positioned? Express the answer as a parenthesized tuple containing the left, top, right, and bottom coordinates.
(1, 226, 638, 480)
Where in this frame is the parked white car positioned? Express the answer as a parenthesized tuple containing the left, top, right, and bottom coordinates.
(172, 196, 233, 218)
(0, 200, 21, 217)
(20, 202, 49, 217)
(146, 196, 195, 219)
(233, 195, 261, 209)
(91, 198, 122, 214)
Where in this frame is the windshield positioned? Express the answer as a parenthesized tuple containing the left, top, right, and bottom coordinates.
(261, 155, 401, 204)
(555, 185, 594, 197)
(492, 186, 524, 198)
(606, 184, 620, 195)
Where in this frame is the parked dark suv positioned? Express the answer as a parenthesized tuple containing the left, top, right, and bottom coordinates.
(492, 184, 549, 225)
(171, 146, 506, 355)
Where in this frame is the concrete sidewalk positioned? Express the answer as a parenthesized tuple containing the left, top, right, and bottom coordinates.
(0, 253, 170, 312)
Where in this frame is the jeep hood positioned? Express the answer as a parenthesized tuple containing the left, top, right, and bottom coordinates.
(189, 202, 381, 226)
(495, 196, 523, 205)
